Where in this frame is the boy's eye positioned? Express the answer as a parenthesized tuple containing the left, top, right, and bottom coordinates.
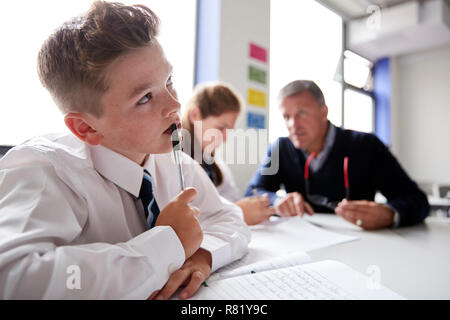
(137, 92, 152, 105)
(167, 75, 173, 87)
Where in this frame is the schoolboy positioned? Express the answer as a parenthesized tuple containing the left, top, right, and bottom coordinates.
(0, 1, 250, 299)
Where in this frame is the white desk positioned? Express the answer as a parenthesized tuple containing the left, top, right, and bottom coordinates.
(306, 214, 450, 299)
(429, 196, 450, 217)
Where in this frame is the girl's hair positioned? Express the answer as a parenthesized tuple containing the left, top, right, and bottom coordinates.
(182, 82, 242, 186)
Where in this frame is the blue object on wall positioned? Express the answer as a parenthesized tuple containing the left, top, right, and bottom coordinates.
(374, 57, 391, 146)
(247, 112, 266, 129)
(195, 0, 221, 84)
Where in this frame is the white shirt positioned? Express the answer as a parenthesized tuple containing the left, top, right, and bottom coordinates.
(215, 158, 241, 203)
(0, 133, 250, 299)
(300, 121, 337, 173)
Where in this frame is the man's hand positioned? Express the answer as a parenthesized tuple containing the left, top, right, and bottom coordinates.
(335, 199, 394, 230)
(155, 187, 203, 260)
(274, 192, 314, 217)
(151, 248, 212, 300)
(236, 194, 276, 225)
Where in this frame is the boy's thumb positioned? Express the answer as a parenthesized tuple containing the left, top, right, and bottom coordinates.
(176, 187, 197, 204)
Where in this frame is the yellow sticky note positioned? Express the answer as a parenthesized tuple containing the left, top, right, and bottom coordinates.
(247, 88, 266, 108)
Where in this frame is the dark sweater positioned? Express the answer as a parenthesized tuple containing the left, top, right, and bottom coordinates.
(244, 127, 430, 227)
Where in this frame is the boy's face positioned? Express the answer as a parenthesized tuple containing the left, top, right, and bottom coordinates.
(89, 41, 180, 164)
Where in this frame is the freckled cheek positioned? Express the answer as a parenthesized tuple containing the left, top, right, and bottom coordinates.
(107, 111, 160, 143)
(129, 112, 158, 132)
(126, 123, 158, 142)
(108, 121, 139, 141)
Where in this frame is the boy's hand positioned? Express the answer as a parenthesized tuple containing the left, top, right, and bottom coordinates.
(152, 248, 212, 300)
(155, 187, 203, 260)
(236, 194, 276, 225)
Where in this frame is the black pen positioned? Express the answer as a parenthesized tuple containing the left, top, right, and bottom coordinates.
(171, 123, 185, 191)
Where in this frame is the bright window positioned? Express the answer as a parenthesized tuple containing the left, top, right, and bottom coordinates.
(270, 0, 343, 142)
(343, 89, 374, 133)
(0, 0, 196, 146)
(343, 50, 373, 90)
(342, 49, 375, 133)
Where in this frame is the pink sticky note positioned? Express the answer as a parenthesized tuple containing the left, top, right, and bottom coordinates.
(249, 43, 267, 63)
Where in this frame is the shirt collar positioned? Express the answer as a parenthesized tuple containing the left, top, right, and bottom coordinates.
(301, 121, 337, 170)
(88, 144, 145, 198)
(319, 121, 337, 159)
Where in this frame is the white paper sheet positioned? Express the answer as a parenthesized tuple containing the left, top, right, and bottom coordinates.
(190, 260, 405, 300)
(248, 216, 358, 258)
(209, 251, 312, 282)
(208, 216, 358, 280)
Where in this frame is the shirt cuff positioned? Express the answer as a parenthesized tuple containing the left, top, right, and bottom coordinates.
(384, 204, 401, 228)
(127, 226, 185, 277)
(200, 234, 231, 273)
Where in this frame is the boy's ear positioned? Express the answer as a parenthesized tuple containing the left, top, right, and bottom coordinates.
(189, 106, 202, 122)
(64, 113, 104, 145)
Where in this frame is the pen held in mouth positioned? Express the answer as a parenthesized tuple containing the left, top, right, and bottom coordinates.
(171, 123, 185, 190)
(170, 123, 181, 149)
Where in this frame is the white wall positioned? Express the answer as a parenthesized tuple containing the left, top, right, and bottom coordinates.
(216, 0, 271, 196)
(0, 0, 196, 146)
(391, 44, 450, 185)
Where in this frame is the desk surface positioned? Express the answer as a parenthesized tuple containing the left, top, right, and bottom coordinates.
(305, 214, 450, 300)
(428, 196, 450, 211)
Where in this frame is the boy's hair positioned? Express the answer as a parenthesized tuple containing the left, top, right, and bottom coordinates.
(37, 1, 160, 117)
(182, 82, 243, 186)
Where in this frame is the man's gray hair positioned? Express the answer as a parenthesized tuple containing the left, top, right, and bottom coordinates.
(277, 80, 326, 106)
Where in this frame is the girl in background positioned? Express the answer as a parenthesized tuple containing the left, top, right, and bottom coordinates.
(182, 82, 275, 225)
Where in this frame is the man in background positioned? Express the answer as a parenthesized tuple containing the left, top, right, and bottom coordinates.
(246, 80, 429, 229)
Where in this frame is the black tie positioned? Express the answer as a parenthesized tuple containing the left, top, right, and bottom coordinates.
(139, 169, 160, 229)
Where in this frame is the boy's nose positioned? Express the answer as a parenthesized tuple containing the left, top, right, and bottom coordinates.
(162, 92, 181, 117)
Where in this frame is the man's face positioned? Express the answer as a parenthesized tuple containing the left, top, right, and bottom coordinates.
(91, 41, 180, 164)
(280, 90, 328, 151)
